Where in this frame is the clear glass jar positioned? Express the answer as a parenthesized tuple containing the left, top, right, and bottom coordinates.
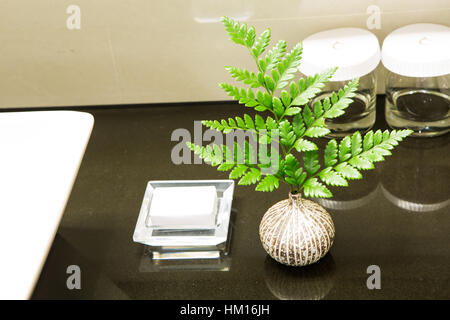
(300, 28, 380, 137)
(382, 23, 450, 137)
(385, 72, 450, 137)
(311, 72, 377, 137)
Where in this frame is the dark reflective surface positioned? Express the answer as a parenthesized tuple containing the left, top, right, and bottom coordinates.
(32, 97, 450, 299)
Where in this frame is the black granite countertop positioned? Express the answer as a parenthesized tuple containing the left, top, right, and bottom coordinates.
(32, 97, 450, 299)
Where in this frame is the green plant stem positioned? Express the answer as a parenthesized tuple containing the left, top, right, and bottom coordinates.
(248, 48, 272, 96)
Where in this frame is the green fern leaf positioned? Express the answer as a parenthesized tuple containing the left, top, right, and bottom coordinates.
(245, 26, 256, 47)
(254, 114, 266, 130)
(303, 150, 320, 175)
(259, 91, 273, 109)
(361, 149, 385, 162)
(255, 175, 279, 192)
(303, 178, 332, 198)
(347, 129, 412, 170)
(260, 40, 287, 72)
(238, 168, 262, 185)
(280, 90, 291, 106)
(235, 116, 246, 129)
(373, 130, 383, 146)
(274, 42, 303, 90)
(363, 131, 374, 151)
(217, 163, 235, 171)
(264, 75, 275, 91)
(294, 138, 317, 152)
(272, 97, 285, 117)
(219, 83, 264, 110)
(334, 163, 362, 179)
(279, 120, 296, 147)
(291, 67, 337, 106)
(324, 140, 338, 167)
(252, 29, 271, 58)
(323, 139, 338, 167)
(225, 66, 261, 88)
(319, 168, 348, 186)
(348, 155, 374, 170)
(313, 100, 324, 118)
(229, 164, 248, 179)
(338, 136, 352, 162)
(323, 78, 359, 119)
(221, 17, 251, 47)
(292, 114, 306, 137)
(244, 114, 255, 129)
(284, 154, 300, 173)
(289, 81, 299, 99)
(304, 126, 330, 138)
(284, 107, 301, 116)
(351, 131, 363, 156)
(266, 116, 277, 130)
(302, 105, 315, 127)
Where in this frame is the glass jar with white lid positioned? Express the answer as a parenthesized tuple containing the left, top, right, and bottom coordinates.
(299, 28, 381, 137)
(382, 23, 450, 137)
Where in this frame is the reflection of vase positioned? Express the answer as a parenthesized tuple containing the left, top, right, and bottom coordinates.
(259, 193, 335, 267)
(264, 254, 336, 300)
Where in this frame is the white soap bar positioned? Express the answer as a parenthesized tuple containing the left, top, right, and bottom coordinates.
(148, 186, 217, 228)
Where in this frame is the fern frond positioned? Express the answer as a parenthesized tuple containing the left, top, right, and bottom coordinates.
(239, 168, 262, 185)
(291, 67, 337, 106)
(301, 105, 330, 138)
(189, 17, 414, 196)
(303, 178, 332, 198)
(259, 40, 287, 72)
(324, 140, 338, 167)
(318, 168, 348, 186)
(219, 83, 267, 111)
(186, 142, 224, 167)
(298, 129, 412, 196)
(303, 150, 320, 176)
(334, 163, 362, 179)
(279, 120, 296, 148)
(202, 114, 270, 134)
(221, 16, 254, 48)
(255, 175, 280, 192)
(225, 66, 262, 88)
(278, 76, 358, 139)
(283, 154, 307, 188)
(273, 42, 303, 90)
(187, 138, 280, 188)
(292, 114, 306, 137)
(294, 138, 317, 152)
(252, 29, 271, 59)
(323, 78, 359, 119)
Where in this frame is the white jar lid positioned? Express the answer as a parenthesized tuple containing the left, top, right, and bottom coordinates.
(382, 23, 450, 77)
(299, 28, 380, 81)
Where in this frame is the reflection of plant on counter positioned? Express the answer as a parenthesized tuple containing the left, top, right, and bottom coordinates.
(188, 17, 412, 267)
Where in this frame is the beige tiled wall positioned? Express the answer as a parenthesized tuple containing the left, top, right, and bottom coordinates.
(1, 0, 449, 108)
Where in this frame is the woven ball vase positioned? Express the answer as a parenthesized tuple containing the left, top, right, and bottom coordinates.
(259, 193, 335, 267)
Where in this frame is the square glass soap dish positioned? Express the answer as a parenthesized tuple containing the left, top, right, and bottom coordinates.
(133, 180, 235, 260)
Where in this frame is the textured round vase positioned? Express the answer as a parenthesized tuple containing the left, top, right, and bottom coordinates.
(259, 193, 335, 267)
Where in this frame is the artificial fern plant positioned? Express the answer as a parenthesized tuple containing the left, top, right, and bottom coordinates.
(187, 16, 412, 198)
